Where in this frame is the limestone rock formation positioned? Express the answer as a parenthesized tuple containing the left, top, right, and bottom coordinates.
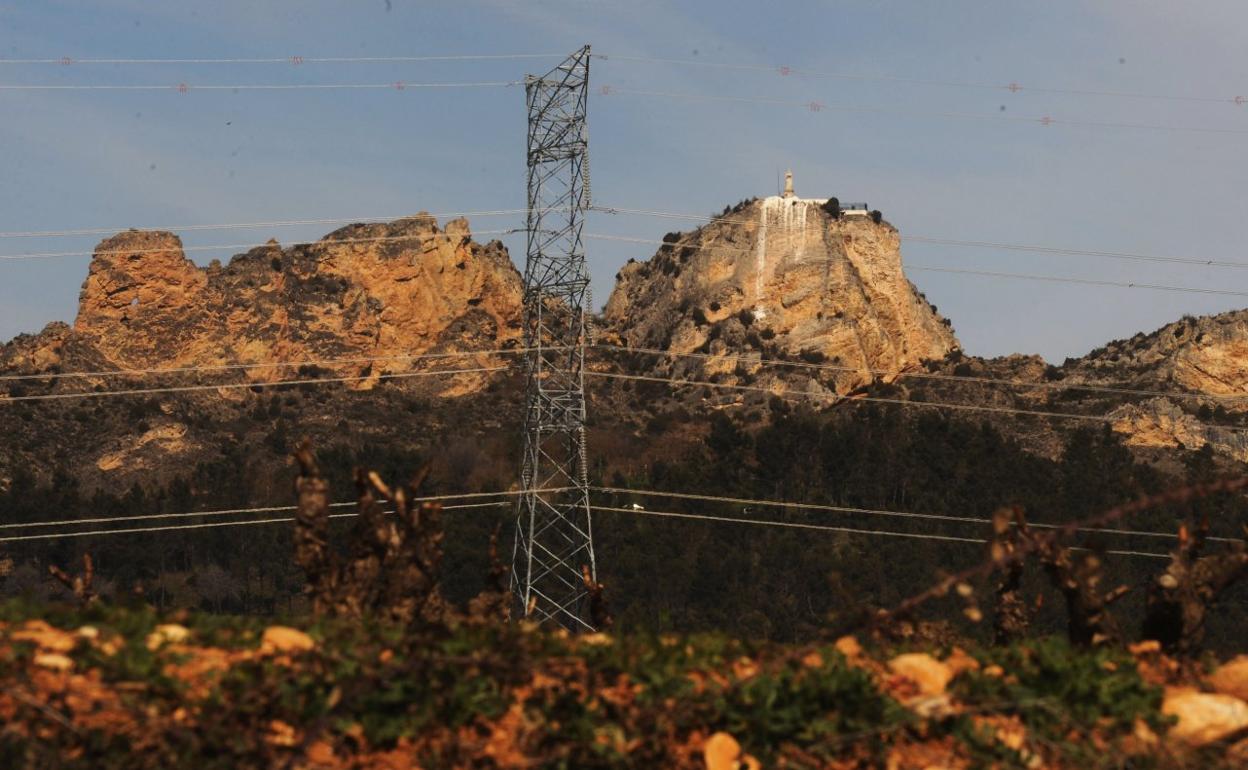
(4, 215, 523, 391)
(603, 195, 959, 397)
(1071, 310, 1248, 406)
(1058, 311, 1248, 460)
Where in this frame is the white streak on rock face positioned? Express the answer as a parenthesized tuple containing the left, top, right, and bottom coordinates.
(756, 196, 819, 302)
(603, 195, 959, 399)
(754, 198, 772, 300)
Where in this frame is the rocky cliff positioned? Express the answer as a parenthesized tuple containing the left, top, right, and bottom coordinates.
(1064, 311, 1248, 459)
(1070, 310, 1248, 406)
(603, 195, 959, 396)
(2, 215, 524, 391)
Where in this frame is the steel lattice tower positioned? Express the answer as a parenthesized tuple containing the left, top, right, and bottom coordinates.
(510, 46, 598, 631)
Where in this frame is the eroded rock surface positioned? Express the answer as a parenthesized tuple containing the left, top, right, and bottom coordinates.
(6, 215, 523, 390)
(604, 196, 958, 397)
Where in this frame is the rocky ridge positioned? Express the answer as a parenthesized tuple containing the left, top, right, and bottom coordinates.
(1065, 311, 1248, 459)
(5, 192, 1248, 479)
(2, 215, 523, 391)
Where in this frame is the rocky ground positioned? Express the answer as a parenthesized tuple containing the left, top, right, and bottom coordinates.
(3, 601, 1248, 768)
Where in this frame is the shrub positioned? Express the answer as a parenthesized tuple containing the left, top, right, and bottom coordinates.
(297, 365, 327, 379)
(645, 411, 674, 434)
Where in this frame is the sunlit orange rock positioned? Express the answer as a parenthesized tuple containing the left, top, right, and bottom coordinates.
(12, 620, 76, 653)
(33, 652, 74, 671)
(1207, 656, 1248, 702)
(703, 732, 760, 770)
(1162, 686, 1248, 745)
(260, 626, 315, 654)
(888, 653, 954, 697)
(145, 624, 190, 650)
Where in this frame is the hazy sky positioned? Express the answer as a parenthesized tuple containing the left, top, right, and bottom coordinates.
(1, 1, 1245, 362)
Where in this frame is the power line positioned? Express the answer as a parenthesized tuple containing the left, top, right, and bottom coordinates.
(0, 345, 541, 383)
(597, 54, 1248, 107)
(7, 51, 1237, 108)
(599, 344, 1248, 404)
(0, 364, 511, 403)
(905, 264, 1248, 298)
(2, 493, 1176, 558)
(0, 499, 515, 544)
(587, 231, 1248, 299)
(0, 228, 522, 262)
(589, 505, 1170, 560)
(585, 370, 1248, 434)
(588, 211, 1248, 274)
(0, 487, 570, 532)
(1, 54, 565, 66)
(585, 218, 1248, 299)
(601, 87, 1248, 136)
(902, 235, 1248, 271)
(0, 80, 520, 92)
(0, 208, 530, 240)
(586, 229, 1248, 273)
(595, 486, 1240, 544)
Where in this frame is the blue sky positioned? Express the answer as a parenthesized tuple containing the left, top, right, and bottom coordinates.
(0, 0, 1245, 362)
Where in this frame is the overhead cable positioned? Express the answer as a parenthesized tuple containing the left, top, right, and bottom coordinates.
(0, 228, 522, 262)
(1, 54, 564, 65)
(0, 500, 512, 544)
(588, 231, 1248, 299)
(0, 80, 520, 92)
(0, 208, 531, 240)
(0, 346, 542, 383)
(0, 487, 570, 531)
(602, 87, 1248, 136)
(584, 370, 1248, 434)
(589, 505, 1170, 559)
(597, 54, 1247, 106)
(0, 365, 511, 403)
(598, 344, 1248, 404)
(587, 211, 1248, 273)
(595, 487, 1240, 544)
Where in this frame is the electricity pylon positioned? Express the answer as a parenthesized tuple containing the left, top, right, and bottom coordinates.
(510, 45, 598, 631)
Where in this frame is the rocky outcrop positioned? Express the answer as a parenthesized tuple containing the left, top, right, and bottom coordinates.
(1107, 398, 1248, 462)
(1070, 310, 1248, 406)
(603, 195, 959, 396)
(4, 215, 523, 391)
(1056, 311, 1248, 459)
